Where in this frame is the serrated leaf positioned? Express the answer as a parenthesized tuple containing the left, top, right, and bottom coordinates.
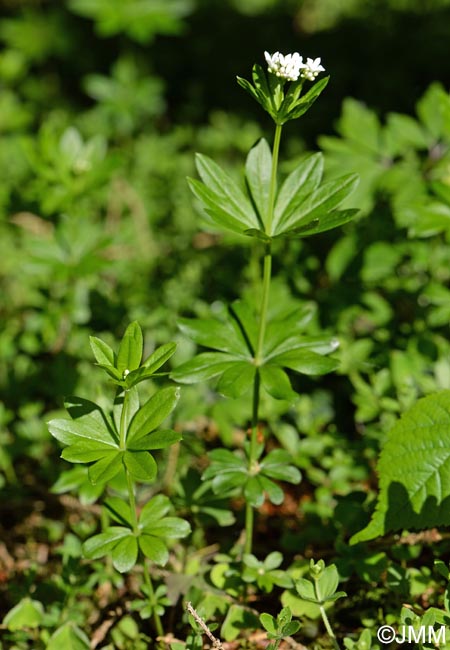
(117, 321, 143, 374)
(217, 361, 256, 398)
(90, 336, 115, 367)
(112, 534, 138, 572)
(245, 138, 272, 227)
(127, 386, 179, 444)
(170, 351, 238, 384)
(351, 390, 450, 544)
(124, 450, 157, 482)
(272, 153, 323, 235)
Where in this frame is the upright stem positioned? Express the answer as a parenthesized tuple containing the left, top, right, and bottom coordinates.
(316, 580, 341, 650)
(244, 123, 283, 556)
(143, 560, 164, 639)
(120, 389, 164, 638)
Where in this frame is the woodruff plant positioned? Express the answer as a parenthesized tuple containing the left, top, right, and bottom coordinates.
(48, 322, 190, 638)
(172, 50, 359, 560)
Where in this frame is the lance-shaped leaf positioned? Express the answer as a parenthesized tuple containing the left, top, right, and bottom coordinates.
(188, 178, 251, 235)
(90, 336, 115, 368)
(261, 449, 302, 483)
(273, 173, 359, 236)
(138, 494, 191, 565)
(270, 349, 339, 376)
(217, 361, 256, 398)
(351, 390, 450, 544)
(170, 351, 239, 384)
(260, 364, 297, 401)
(127, 386, 179, 444)
(123, 450, 157, 482)
(88, 450, 123, 484)
(117, 321, 143, 374)
(49, 397, 118, 448)
(245, 138, 272, 227)
(189, 153, 259, 234)
(285, 209, 359, 239)
(177, 317, 250, 357)
(271, 153, 323, 235)
(283, 76, 330, 122)
(143, 342, 177, 373)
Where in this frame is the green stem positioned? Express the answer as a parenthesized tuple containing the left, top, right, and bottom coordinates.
(143, 560, 164, 639)
(244, 123, 283, 556)
(319, 605, 341, 650)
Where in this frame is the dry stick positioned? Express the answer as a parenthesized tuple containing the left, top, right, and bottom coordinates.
(186, 602, 224, 649)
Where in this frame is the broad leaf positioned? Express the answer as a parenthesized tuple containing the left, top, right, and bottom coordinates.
(149, 517, 191, 539)
(127, 428, 181, 451)
(127, 386, 179, 443)
(3, 598, 44, 631)
(117, 321, 143, 374)
(49, 397, 117, 447)
(61, 443, 118, 463)
(351, 391, 450, 544)
(188, 178, 251, 235)
(104, 497, 133, 527)
(245, 138, 272, 227)
(139, 494, 171, 528)
(261, 450, 302, 484)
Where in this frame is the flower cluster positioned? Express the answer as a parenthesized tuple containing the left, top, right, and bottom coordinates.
(264, 51, 325, 82)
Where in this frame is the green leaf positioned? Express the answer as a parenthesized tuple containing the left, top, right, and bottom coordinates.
(260, 612, 277, 635)
(194, 154, 258, 230)
(317, 565, 340, 601)
(123, 450, 157, 482)
(127, 386, 179, 444)
(188, 178, 250, 235)
(46, 623, 90, 650)
(221, 604, 259, 643)
(177, 317, 249, 356)
(217, 361, 256, 398)
(139, 534, 169, 565)
(83, 527, 131, 559)
(251, 64, 271, 108)
(170, 352, 238, 384)
(139, 494, 171, 528)
(61, 443, 118, 463)
(88, 450, 123, 484)
(3, 597, 44, 631)
(112, 534, 138, 573)
(104, 497, 133, 527)
(274, 173, 359, 235)
(260, 364, 296, 401)
(291, 209, 359, 238)
(352, 391, 450, 544)
(245, 138, 272, 227)
(127, 428, 181, 451)
(150, 517, 191, 539)
(117, 321, 143, 374)
(142, 342, 177, 373)
(262, 449, 301, 484)
(49, 397, 117, 447)
(259, 475, 284, 505)
(236, 75, 261, 106)
(272, 153, 323, 235)
(271, 349, 339, 375)
(286, 76, 330, 121)
(295, 578, 317, 602)
(90, 336, 115, 367)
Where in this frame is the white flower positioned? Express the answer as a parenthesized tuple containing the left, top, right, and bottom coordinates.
(264, 50, 304, 82)
(301, 57, 325, 81)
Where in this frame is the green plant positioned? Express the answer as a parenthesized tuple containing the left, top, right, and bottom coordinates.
(47, 322, 191, 640)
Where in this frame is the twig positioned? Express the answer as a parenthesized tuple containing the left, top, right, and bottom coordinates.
(186, 601, 224, 649)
